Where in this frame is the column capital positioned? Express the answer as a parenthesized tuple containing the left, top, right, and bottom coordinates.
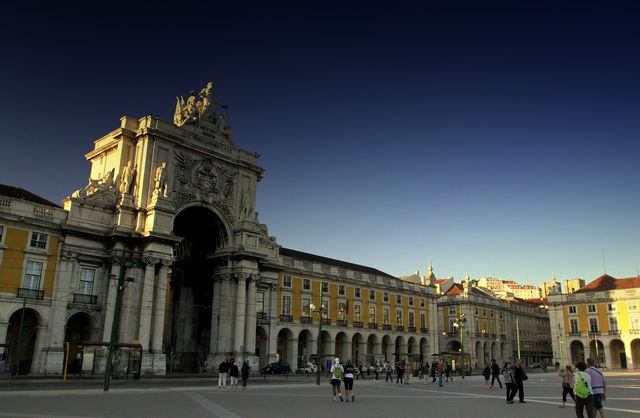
(215, 273, 233, 282)
(143, 257, 160, 266)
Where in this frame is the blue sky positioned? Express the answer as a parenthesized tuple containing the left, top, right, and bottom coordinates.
(1, 2, 639, 286)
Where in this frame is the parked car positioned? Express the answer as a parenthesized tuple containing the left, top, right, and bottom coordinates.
(300, 363, 318, 374)
(261, 362, 291, 374)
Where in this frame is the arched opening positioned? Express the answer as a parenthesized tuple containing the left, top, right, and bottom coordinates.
(570, 340, 585, 364)
(334, 332, 348, 364)
(277, 328, 293, 364)
(256, 326, 268, 369)
(500, 342, 508, 361)
(167, 206, 228, 372)
(407, 337, 417, 354)
(589, 339, 605, 367)
(475, 341, 482, 369)
(631, 339, 640, 369)
(320, 330, 333, 371)
(366, 334, 378, 365)
(394, 336, 406, 363)
(5, 308, 39, 375)
(64, 312, 92, 376)
(298, 329, 313, 369)
(447, 340, 461, 352)
(381, 335, 392, 362)
(419, 337, 429, 358)
(609, 339, 627, 369)
(491, 342, 499, 363)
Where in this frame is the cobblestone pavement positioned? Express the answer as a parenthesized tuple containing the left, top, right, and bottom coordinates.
(0, 371, 638, 417)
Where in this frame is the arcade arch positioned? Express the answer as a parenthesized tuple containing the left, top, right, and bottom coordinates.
(5, 308, 41, 375)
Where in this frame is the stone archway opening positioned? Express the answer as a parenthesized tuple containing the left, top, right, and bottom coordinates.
(168, 206, 229, 372)
(631, 339, 640, 369)
(5, 308, 39, 375)
(64, 312, 93, 375)
(570, 340, 585, 364)
(256, 326, 268, 369)
(382, 335, 392, 362)
(589, 340, 606, 367)
(609, 339, 626, 369)
(276, 328, 294, 364)
(298, 329, 313, 369)
(447, 340, 461, 352)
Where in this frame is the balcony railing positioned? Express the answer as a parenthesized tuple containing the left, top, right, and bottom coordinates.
(569, 332, 582, 336)
(490, 334, 497, 338)
(322, 318, 331, 325)
(368, 323, 378, 329)
(475, 332, 482, 337)
(279, 314, 293, 322)
(608, 330, 620, 335)
(73, 293, 97, 304)
(300, 316, 312, 323)
(383, 324, 392, 330)
(17, 288, 44, 300)
(408, 326, 416, 332)
(589, 331, 601, 336)
(396, 325, 404, 331)
(337, 319, 347, 326)
(257, 312, 268, 320)
(630, 329, 640, 334)
(420, 328, 429, 333)
(353, 321, 363, 328)
(448, 332, 458, 337)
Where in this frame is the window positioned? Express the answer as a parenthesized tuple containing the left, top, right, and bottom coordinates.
(589, 317, 599, 332)
(631, 317, 640, 330)
(607, 303, 616, 312)
(396, 310, 403, 326)
(256, 292, 265, 313)
(588, 305, 596, 313)
(283, 276, 291, 288)
(338, 302, 346, 320)
(409, 297, 414, 306)
(303, 279, 310, 290)
(303, 261, 312, 271)
(499, 312, 503, 319)
(420, 313, 426, 328)
(368, 307, 376, 324)
(282, 296, 291, 315)
(384, 292, 389, 302)
(483, 309, 487, 316)
(355, 287, 361, 298)
(369, 290, 376, 301)
(490, 310, 494, 318)
(338, 284, 345, 295)
(475, 308, 479, 315)
(354, 305, 361, 322)
(609, 317, 618, 331)
(78, 268, 95, 295)
(629, 301, 638, 311)
(30, 232, 47, 249)
(0, 225, 4, 241)
(23, 260, 43, 289)
(409, 311, 415, 327)
(321, 301, 329, 319)
(569, 306, 577, 314)
(396, 295, 401, 304)
(302, 298, 311, 316)
(420, 299, 425, 308)
(449, 319, 456, 333)
(322, 282, 328, 293)
(383, 308, 390, 325)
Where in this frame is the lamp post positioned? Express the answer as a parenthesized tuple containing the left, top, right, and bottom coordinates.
(516, 317, 521, 361)
(558, 323, 564, 367)
(309, 288, 324, 386)
(452, 307, 466, 379)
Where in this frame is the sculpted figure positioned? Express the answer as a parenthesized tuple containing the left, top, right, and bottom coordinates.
(119, 161, 135, 194)
(240, 188, 254, 219)
(154, 162, 168, 197)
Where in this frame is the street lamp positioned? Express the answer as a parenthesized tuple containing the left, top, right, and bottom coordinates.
(309, 289, 325, 386)
(452, 309, 466, 379)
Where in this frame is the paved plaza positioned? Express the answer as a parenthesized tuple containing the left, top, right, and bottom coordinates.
(0, 371, 638, 417)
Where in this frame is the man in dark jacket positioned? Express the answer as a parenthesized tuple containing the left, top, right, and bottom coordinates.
(512, 359, 527, 403)
(490, 359, 502, 389)
(218, 359, 230, 389)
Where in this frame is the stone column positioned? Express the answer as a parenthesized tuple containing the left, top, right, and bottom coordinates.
(289, 335, 298, 371)
(138, 257, 158, 351)
(244, 276, 257, 355)
(151, 261, 170, 353)
(216, 274, 233, 354)
(102, 258, 122, 342)
(208, 274, 222, 363)
(233, 274, 247, 353)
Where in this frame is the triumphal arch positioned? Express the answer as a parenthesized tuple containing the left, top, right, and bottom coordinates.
(59, 83, 281, 374)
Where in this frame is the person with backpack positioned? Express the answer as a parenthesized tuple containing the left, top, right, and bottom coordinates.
(343, 359, 356, 402)
(502, 362, 518, 404)
(574, 361, 596, 418)
(329, 357, 344, 402)
(559, 364, 576, 408)
(586, 358, 607, 418)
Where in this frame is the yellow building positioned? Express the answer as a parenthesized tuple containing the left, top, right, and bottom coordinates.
(548, 274, 640, 369)
(0, 185, 66, 375)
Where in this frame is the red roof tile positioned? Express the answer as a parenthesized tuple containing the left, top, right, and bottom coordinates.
(435, 279, 448, 284)
(444, 283, 464, 295)
(575, 274, 640, 293)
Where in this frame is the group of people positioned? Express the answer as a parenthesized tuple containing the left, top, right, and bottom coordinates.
(557, 358, 607, 418)
(217, 358, 251, 389)
(382, 361, 453, 387)
(328, 357, 356, 402)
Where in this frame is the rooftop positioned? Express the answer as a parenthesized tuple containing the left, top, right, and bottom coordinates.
(0, 184, 61, 208)
(575, 274, 640, 293)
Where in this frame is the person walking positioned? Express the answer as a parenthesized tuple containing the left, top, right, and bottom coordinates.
(229, 360, 239, 389)
(502, 362, 518, 404)
(586, 358, 607, 418)
(385, 362, 393, 383)
(200, 360, 207, 375)
(404, 362, 411, 385)
(574, 361, 596, 418)
(430, 361, 437, 383)
(343, 360, 356, 402)
(482, 364, 491, 389)
(436, 361, 444, 387)
(356, 364, 365, 380)
(329, 357, 344, 402)
(218, 358, 230, 389)
(559, 364, 576, 408)
(490, 359, 502, 389)
(445, 362, 453, 382)
(512, 359, 527, 403)
(396, 362, 404, 384)
(241, 360, 250, 390)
